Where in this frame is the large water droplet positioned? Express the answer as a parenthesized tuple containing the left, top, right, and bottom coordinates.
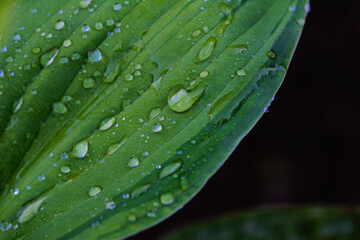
(159, 161, 182, 179)
(128, 157, 139, 168)
(195, 37, 216, 63)
(152, 123, 162, 133)
(18, 196, 48, 224)
(52, 102, 67, 114)
(131, 183, 151, 198)
(99, 116, 116, 131)
(168, 86, 204, 112)
(160, 192, 174, 205)
(40, 49, 59, 67)
(54, 20, 65, 30)
(88, 186, 101, 197)
(88, 49, 102, 62)
(72, 139, 88, 158)
(79, 0, 92, 9)
(82, 77, 95, 88)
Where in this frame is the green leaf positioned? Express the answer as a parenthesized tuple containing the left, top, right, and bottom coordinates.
(161, 208, 360, 240)
(0, 0, 308, 239)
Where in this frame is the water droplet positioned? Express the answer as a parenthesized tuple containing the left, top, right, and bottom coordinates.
(72, 139, 88, 158)
(192, 29, 202, 38)
(152, 123, 162, 133)
(127, 214, 136, 222)
(94, 22, 103, 31)
(88, 186, 101, 197)
(106, 19, 115, 27)
(131, 183, 151, 198)
(18, 196, 48, 224)
(99, 116, 116, 131)
(52, 102, 67, 114)
(13, 33, 21, 41)
(168, 86, 204, 112)
(54, 20, 65, 30)
(105, 201, 116, 210)
(135, 64, 142, 70)
(61, 166, 71, 173)
(199, 70, 209, 79)
(79, 0, 92, 9)
(237, 68, 246, 76)
(266, 50, 276, 59)
(38, 174, 45, 181)
(63, 39, 72, 47)
(0, 69, 4, 78)
(13, 188, 20, 195)
(40, 49, 59, 67)
(180, 175, 189, 190)
(0, 221, 12, 232)
(128, 157, 139, 168)
(160, 192, 174, 205)
(82, 77, 95, 88)
(159, 161, 182, 179)
(71, 52, 81, 61)
(107, 139, 126, 155)
(88, 49, 102, 62)
(147, 211, 157, 218)
(195, 37, 216, 63)
(203, 25, 209, 33)
(32, 47, 41, 54)
(82, 24, 90, 32)
(113, 3, 122, 11)
(125, 73, 133, 81)
(60, 57, 69, 64)
(149, 108, 161, 120)
(13, 96, 24, 113)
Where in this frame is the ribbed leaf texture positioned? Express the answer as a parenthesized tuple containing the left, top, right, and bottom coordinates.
(0, 0, 308, 239)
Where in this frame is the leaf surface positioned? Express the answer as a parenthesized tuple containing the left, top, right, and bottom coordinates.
(0, 0, 308, 239)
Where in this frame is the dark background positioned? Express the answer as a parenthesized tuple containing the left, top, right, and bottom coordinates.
(130, 0, 360, 238)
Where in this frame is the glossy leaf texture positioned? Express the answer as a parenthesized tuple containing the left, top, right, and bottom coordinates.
(161, 208, 360, 240)
(0, 0, 308, 239)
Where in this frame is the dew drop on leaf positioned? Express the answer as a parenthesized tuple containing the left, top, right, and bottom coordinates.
(195, 37, 216, 63)
(159, 161, 182, 179)
(18, 196, 48, 224)
(61, 166, 71, 173)
(0, 220, 12, 232)
(72, 139, 88, 159)
(152, 123, 162, 133)
(127, 214, 137, 222)
(88, 186, 102, 197)
(79, 0, 92, 9)
(168, 86, 204, 112)
(128, 157, 139, 168)
(88, 49, 102, 62)
(82, 77, 95, 88)
(54, 20, 65, 30)
(63, 39, 72, 47)
(160, 192, 174, 205)
(113, 3, 122, 11)
(52, 102, 67, 114)
(40, 49, 59, 67)
(99, 116, 116, 131)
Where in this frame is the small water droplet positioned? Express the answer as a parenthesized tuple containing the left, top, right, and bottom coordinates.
(160, 192, 174, 205)
(52, 102, 67, 114)
(13, 33, 21, 41)
(79, 0, 92, 9)
(63, 39, 72, 47)
(106, 19, 115, 27)
(159, 161, 182, 179)
(199, 70, 209, 79)
(82, 77, 95, 88)
(146, 211, 157, 218)
(54, 20, 65, 30)
(88, 186, 101, 197)
(192, 29, 202, 38)
(266, 50, 276, 59)
(127, 214, 136, 222)
(152, 123, 162, 133)
(82, 24, 90, 32)
(105, 201, 116, 210)
(88, 49, 102, 62)
(95, 22, 103, 30)
(125, 73, 133, 81)
(0, 69, 4, 78)
(0, 221, 12, 232)
(113, 3, 122, 11)
(99, 116, 116, 131)
(13, 188, 20, 195)
(61, 166, 71, 173)
(40, 49, 59, 67)
(107, 139, 126, 155)
(71, 52, 81, 61)
(237, 68, 246, 76)
(38, 174, 45, 181)
(128, 157, 139, 168)
(32, 47, 41, 54)
(131, 183, 151, 198)
(149, 108, 161, 120)
(13, 96, 24, 113)
(72, 139, 88, 158)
